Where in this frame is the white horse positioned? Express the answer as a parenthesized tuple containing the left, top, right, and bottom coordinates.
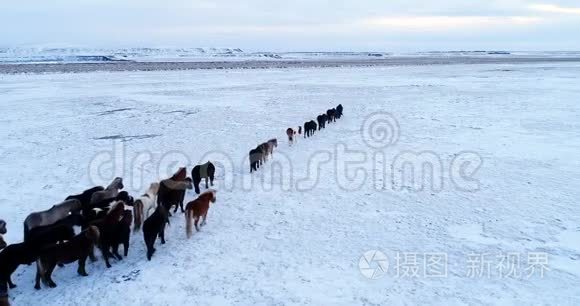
(133, 182, 160, 232)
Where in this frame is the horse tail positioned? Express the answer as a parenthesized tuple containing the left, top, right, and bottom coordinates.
(23, 222, 29, 242)
(185, 208, 192, 238)
(133, 200, 143, 232)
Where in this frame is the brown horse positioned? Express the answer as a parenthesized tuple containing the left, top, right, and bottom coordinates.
(158, 168, 192, 215)
(172, 167, 187, 181)
(249, 148, 262, 173)
(267, 138, 277, 158)
(34, 226, 100, 289)
(286, 128, 295, 145)
(185, 190, 217, 238)
(257, 143, 269, 164)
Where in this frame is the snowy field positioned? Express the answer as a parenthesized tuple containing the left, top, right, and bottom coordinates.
(1, 61, 580, 305)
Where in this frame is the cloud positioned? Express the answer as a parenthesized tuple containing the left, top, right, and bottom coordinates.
(360, 16, 543, 31)
(0, 0, 579, 50)
(529, 3, 580, 14)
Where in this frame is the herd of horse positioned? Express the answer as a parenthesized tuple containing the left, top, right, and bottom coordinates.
(0, 165, 217, 305)
(0, 104, 344, 306)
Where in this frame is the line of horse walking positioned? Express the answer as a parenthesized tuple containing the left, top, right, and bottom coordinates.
(248, 103, 343, 174)
(286, 103, 343, 143)
(0, 103, 344, 306)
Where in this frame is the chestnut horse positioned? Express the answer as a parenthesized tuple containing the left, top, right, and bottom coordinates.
(185, 189, 217, 238)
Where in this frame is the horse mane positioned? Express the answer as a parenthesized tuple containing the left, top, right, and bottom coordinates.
(171, 167, 187, 181)
(148, 182, 160, 196)
(84, 225, 100, 243)
(106, 201, 125, 222)
(56, 199, 82, 212)
(121, 210, 132, 226)
(157, 204, 169, 225)
(201, 189, 216, 195)
(106, 177, 123, 190)
(200, 189, 216, 201)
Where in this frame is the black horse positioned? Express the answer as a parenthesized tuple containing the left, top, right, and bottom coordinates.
(0, 279, 8, 306)
(27, 223, 75, 249)
(143, 205, 169, 261)
(336, 104, 343, 118)
(326, 108, 337, 123)
(0, 221, 5, 250)
(249, 148, 262, 172)
(110, 210, 132, 259)
(88, 202, 125, 268)
(304, 120, 317, 137)
(192, 161, 215, 194)
(81, 191, 133, 223)
(66, 186, 105, 208)
(0, 243, 39, 289)
(317, 114, 327, 130)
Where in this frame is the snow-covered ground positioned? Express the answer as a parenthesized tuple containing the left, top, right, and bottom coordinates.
(1, 61, 579, 305)
(3, 47, 580, 64)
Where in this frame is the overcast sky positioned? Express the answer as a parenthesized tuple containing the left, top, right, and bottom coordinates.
(1, 0, 579, 51)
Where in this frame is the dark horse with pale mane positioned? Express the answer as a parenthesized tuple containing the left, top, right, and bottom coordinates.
(191, 161, 215, 195)
(158, 168, 192, 214)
